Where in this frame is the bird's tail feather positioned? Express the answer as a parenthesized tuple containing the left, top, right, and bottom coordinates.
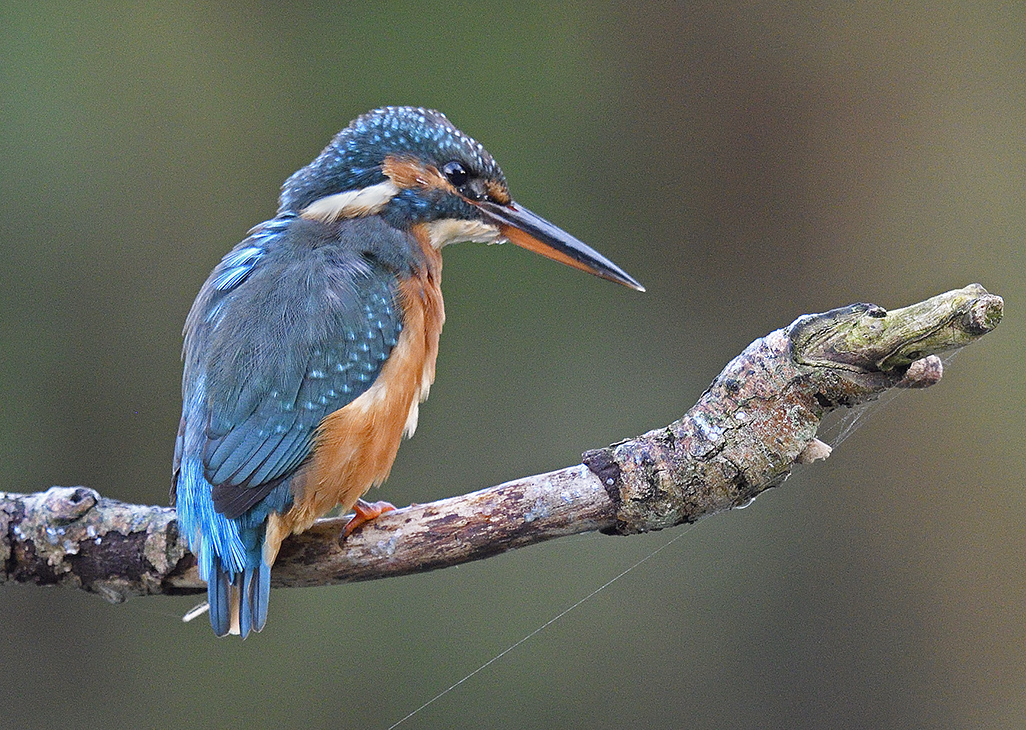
(239, 562, 271, 637)
(208, 560, 271, 639)
(176, 457, 284, 637)
(209, 565, 233, 637)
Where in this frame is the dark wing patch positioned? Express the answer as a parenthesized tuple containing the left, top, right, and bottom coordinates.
(182, 216, 406, 519)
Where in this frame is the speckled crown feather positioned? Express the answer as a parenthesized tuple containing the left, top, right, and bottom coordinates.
(279, 107, 506, 213)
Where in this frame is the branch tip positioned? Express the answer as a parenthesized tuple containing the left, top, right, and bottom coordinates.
(0, 284, 1003, 603)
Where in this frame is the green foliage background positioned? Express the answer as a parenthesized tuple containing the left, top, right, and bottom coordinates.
(2, 2, 1023, 728)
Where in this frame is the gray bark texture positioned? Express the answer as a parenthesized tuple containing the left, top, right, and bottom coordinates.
(0, 284, 1002, 605)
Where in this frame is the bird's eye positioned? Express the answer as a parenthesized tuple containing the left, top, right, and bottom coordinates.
(442, 161, 469, 187)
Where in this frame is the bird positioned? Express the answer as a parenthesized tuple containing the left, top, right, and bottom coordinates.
(171, 106, 643, 638)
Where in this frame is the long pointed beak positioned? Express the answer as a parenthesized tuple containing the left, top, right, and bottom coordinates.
(475, 200, 645, 292)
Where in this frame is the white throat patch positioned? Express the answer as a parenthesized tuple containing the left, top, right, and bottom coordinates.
(424, 218, 502, 249)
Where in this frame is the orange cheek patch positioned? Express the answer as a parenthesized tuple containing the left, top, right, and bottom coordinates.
(382, 155, 454, 194)
(485, 180, 511, 205)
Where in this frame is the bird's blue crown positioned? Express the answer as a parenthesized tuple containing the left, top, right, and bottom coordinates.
(279, 107, 506, 217)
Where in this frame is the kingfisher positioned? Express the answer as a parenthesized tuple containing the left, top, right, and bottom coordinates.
(171, 106, 643, 638)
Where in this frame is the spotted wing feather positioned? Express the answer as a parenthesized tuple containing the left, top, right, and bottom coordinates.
(175, 215, 405, 520)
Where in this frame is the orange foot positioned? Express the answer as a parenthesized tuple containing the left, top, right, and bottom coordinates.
(341, 499, 397, 540)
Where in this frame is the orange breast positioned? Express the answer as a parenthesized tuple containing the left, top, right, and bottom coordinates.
(263, 239, 444, 564)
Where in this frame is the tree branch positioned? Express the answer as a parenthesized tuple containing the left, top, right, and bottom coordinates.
(0, 284, 1003, 605)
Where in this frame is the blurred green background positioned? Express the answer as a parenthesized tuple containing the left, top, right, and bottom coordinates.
(2, 2, 1023, 728)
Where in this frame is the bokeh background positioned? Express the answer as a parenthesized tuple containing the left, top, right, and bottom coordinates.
(2, 2, 1023, 728)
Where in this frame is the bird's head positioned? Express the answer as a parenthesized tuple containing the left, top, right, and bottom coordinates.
(279, 106, 643, 290)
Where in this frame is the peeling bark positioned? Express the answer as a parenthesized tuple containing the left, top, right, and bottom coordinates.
(0, 284, 1003, 604)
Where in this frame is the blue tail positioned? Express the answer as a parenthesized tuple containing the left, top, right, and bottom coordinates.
(205, 522, 272, 638)
(207, 548, 271, 638)
(176, 456, 283, 638)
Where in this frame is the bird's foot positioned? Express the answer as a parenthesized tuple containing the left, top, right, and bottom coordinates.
(341, 499, 397, 539)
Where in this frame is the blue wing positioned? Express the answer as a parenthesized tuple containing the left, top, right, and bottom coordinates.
(174, 214, 408, 519)
(171, 214, 416, 636)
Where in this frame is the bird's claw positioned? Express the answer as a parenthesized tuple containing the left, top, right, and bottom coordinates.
(341, 499, 397, 539)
